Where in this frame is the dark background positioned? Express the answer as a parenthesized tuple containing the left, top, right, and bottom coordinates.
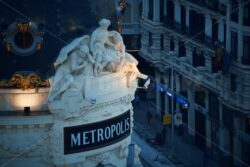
(0, 0, 116, 79)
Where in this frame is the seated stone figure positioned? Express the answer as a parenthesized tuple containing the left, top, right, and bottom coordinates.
(46, 18, 148, 120)
(90, 18, 120, 76)
(48, 18, 147, 103)
(107, 31, 148, 80)
(47, 36, 95, 102)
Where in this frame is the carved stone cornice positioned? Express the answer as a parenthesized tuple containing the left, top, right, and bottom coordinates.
(49, 94, 133, 120)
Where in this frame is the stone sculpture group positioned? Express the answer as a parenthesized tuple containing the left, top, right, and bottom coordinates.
(47, 18, 147, 103)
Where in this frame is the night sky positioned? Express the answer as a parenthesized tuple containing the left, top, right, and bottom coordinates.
(0, 0, 116, 79)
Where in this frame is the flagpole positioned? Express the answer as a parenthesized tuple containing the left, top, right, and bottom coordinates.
(171, 51, 175, 156)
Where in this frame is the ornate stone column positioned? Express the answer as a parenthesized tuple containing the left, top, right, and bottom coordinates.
(226, 0, 231, 51)
(153, 0, 160, 22)
(205, 13, 212, 43)
(185, 5, 190, 33)
(174, 0, 181, 30)
(155, 72, 161, 117)
(164, 0, 167, 16)
(144, 0, 149, 19)
(164, 33, 171, 52)
(219, 102, 225, 150)
(188, 82, 195, 136)
(175, 73, 181, 113)
(151, 34, 162, 60)
(140, 29, 149, 54)
(218, 19, 225, 45)
(204, 50, 213, 72)
(164, 71, 170, 113)
(238, 0, 243, 63)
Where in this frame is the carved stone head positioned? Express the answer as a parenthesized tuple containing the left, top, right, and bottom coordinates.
(98, 19, 111, 29)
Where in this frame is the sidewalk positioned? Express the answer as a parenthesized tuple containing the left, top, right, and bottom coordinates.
(132, 132, 174, 167)
(133, 99, 219, 167)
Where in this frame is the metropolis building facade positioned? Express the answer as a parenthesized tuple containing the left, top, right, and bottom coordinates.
(0, 1, 145, 167)
(123, 0, 250, 166)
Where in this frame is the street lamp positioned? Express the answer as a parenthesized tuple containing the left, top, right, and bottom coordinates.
(169, 51, 175, 155)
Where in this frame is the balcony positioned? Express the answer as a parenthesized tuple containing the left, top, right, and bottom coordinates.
(162, 55, 220, 91)
(121, 23, 141, 35)
(187, 0, 221, 13)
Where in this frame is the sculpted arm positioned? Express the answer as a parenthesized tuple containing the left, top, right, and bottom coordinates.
(71, 52, 87, 71)
(87, 53, 95, 64)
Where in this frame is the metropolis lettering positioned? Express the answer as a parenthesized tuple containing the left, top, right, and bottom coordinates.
(64, 110, 131, 154)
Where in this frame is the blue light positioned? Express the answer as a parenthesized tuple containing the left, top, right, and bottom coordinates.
(165, 90, 172, 97)
(156, 83, 164, 92)
(176, 95, 186, 104)
(183, 103, 189, 109)
(154, 82, 188, 107)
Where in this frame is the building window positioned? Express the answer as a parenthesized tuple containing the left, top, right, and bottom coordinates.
(149, 32, 153, 47)
(195, 91, 206, 107)
(166, 0, 174, 27)
(222, 105, 234, 130)
(123, 35, 141, 50)
(160, 34, 164, 50)
(246, 118, 250, 134)
(230, 74, 237, 91)
(178, 41, 186, 57)
(231, 31, 238, 59)
(212, 19, 218, 44)
(192, 48, 205, 67)
(189, 11, 205, 41)
(242, 35, 250, 65)
(243, 1, 250, 26)
(160, 0, 164, 22)
(209, 93, 219, 121)
(170, 37, 175, 51)
(231, 0, 238, 22)
(148, 0, 153, 20)
(181, 5, 186, 32)
(242, 141, 250, 166)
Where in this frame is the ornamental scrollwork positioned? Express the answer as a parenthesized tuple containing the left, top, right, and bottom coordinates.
(0, 72, 50, 91)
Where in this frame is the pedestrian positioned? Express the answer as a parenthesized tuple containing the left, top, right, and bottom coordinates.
(161, 126, 167, 144)
(146, 110, 152, 124)
(155, 133, 163, 145)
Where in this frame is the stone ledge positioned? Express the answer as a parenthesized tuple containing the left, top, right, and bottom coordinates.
(0, 114, 53, 126)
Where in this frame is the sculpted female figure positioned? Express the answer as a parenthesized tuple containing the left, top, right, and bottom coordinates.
(90, 18, 120, 75)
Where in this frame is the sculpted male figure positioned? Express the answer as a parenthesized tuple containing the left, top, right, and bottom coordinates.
(109, 32, 148, 80)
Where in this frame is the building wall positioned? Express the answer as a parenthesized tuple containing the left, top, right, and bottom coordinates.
(139, 0, 250, 166)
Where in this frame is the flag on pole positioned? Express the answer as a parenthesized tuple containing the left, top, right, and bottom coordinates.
(213, 42, 232, 74)
(213, 43, 223, 71)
